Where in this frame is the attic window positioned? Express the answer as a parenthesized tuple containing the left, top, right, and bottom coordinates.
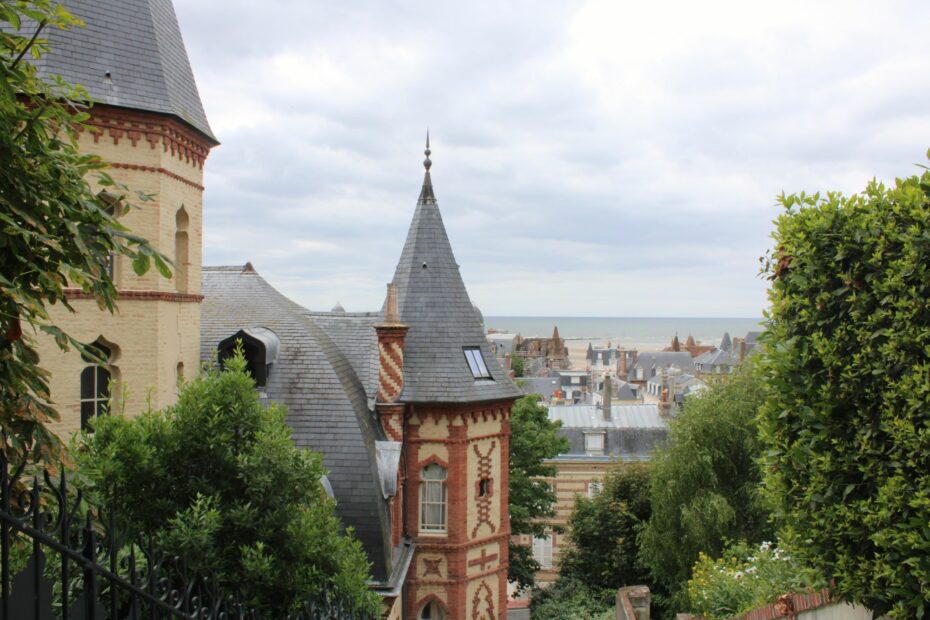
(218, 327, 280, 388)
(463, 347, 492, 380)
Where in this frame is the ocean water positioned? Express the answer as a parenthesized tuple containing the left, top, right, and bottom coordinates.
(484, 317, 764, 350)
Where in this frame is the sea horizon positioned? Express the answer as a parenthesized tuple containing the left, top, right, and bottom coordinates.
(484, 316, 764, 350)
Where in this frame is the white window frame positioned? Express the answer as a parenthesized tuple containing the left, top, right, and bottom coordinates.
(584, 432, 605, 456)
(532, 534, 553, 569)
(419, 463, 448, 534)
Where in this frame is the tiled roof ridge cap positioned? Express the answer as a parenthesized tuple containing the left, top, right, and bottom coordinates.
(203, 263, 257, 273)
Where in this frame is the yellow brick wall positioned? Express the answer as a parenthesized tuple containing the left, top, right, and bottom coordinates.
(35, 111, 210, 442)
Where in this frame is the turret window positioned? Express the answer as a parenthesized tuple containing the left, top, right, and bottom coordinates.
(419, 463, 448, 534)
(463, 346, 492, 379)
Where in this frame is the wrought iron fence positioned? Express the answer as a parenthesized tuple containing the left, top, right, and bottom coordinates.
(0, 455, 375, 620)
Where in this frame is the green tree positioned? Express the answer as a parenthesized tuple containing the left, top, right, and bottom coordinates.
(1, 0, 169, 465)
(759, 161, 930, 618)
(639, 368, 771, 613)
(77, 351, 379, 616)
(511, 353, 526, 377)
(529, 577, 613, 620)
(508, 394, 570, 593)
(559, 463, 652, 593)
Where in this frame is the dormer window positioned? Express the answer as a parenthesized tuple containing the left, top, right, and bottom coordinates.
(218, 327, 280, 388)
(463, 347, 492, 380)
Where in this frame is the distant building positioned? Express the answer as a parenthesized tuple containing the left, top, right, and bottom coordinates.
(514, 326, 570, 372)
(520, 377, 670, 586)
(665, 334, 715, 358)
(517, 370, 590, 404)
(626, 351, 694, 384)
(693, 331, 762, 379)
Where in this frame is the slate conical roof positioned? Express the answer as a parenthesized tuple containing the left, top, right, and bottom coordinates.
(390, 142, 520, 404)
(26, 0, 215, 141)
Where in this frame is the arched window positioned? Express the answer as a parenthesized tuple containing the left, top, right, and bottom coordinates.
(420, 600, 445, 619)
(80, 342, 112, 431)
(419, 463, 448, 534)
(175, 207, 189, 293)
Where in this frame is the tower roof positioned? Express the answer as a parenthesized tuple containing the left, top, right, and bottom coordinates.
(27, 0, 215, 142)
(390, 138, 520, 403)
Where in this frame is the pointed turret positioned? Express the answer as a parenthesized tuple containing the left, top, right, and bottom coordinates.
(25, 0, 216, 142)
(671, 333, 680, 352)
(389, 137, 520, 403)
(721, 332, 732, 352)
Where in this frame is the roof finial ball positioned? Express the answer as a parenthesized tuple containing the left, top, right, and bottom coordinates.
(424, 129, 432, 171)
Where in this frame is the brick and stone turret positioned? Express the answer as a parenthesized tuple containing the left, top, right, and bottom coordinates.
(375, 282, 409, 442)
(391, 137, 521, 619)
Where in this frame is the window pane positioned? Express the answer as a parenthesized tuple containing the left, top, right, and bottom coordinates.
(80, 367, 95, 399)
(473, 350, 490, 376)
(96, 367, 111, 398)
(81, 401, 94, 430)
(463, 349, 481, 376)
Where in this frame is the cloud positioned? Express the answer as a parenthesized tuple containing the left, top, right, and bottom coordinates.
(174, 0, 930, 316)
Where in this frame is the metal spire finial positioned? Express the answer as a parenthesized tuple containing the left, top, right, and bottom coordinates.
(424, 129, 432, 171)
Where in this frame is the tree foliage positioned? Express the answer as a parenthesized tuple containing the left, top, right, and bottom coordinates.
(508, 393, 569, 593)
(559, 463, 652, 592)
(76, 351, 379, 616)
(529, 577, 613, 620)
(759, 162, 930, 618)
(1, 0, 169, 465)
(511, 353, 526, 377)
(639, 368, 771, 610)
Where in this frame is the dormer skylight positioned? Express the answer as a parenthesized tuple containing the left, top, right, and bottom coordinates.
(463, 347, 492, 380)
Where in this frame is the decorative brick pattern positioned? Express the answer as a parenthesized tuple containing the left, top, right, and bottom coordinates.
(109, 162, 204, 190)
(470, 580, 495, 620)
(86, 104, 213, 168)
(423, 557, 443, 578)
(375, 325, 408, 403)
(471, 441, 496, 538)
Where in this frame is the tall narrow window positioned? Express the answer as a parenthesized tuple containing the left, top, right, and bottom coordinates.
(175, 207, 189, 293)
(80, 342, 112, 431)
(420, 463, 448, 534)
(532, 534, 554, 569)
(463, 346, 492, 379)
(99, 192, 119, 284)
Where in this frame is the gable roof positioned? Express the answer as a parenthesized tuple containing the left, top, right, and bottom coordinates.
(389, 149, 520, 404)
(24, 0, 215, 141)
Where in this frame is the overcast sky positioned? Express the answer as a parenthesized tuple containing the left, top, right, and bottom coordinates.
(174, 0, 930, 317)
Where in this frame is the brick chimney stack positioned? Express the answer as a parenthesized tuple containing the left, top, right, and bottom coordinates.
(375, 283, 409, 441)
(659, 367, 672, 419)
(602, 373, 613, 421)
(619, 347, 628, 380)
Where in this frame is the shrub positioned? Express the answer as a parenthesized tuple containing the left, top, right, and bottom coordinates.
(687, 541, 824, 620)
(760, 160, 930, 617)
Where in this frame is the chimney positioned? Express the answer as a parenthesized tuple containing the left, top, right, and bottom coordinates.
(739, 338, 747, 361)
(619, 347, 627, 379)
(659, 367, 672, 419)
(602, 373, 613, 421)
(375, 283, 409, 405)
(504, 352, 512, 370)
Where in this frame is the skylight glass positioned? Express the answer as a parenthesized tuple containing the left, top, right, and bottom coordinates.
(463, 347, 492, 380)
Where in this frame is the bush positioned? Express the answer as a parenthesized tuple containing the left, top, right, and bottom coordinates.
(530, 578, 613, 620)
(687, 541, 824, 620)
(760, 161, 930, 617)
(77, 350, 379, 616)
(558, 463, 652, 592)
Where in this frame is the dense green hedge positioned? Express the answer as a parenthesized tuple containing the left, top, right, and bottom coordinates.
(760, 158, 930, 618)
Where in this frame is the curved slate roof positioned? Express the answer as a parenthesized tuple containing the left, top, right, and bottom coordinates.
(24, 0, 215, 141)
(200, 266, 391, 580)
(390, 166, 521, 403)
